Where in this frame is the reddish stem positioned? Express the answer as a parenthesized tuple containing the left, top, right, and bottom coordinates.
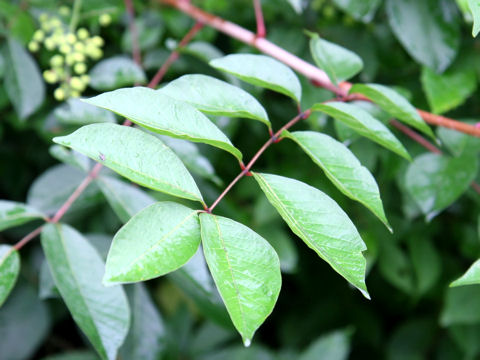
(390, 120, 442, 154)
(124, 0, 142, 66)
(253, 0, 266, 38)
(149, 22, 203, 88)
(13, 226, 43, 251)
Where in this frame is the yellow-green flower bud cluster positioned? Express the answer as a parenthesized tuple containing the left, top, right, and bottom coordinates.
(28, 11, 109, 101)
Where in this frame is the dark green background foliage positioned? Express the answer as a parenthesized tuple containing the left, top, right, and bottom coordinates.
(2, 0, 480, 359)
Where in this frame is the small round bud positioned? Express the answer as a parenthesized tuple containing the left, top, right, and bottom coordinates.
(44, 37, 55, 50)
(73, 41, 85, 52)
(66, 33, 76, 44)
(91, 36, 104, 47)
(77, 28, 89, 40)
(50, 54, 64, 67)
(74, 62, 87, 74)
(54, 87, 66, 101)
(72, 52, 85, 62)
(59, 6, 70, 16)
(89, 47, 103, 60)
(39, 13, 49, 23)
(70, 90, 81, 98)
(99, 13, 112, 26)
(65, 54, 75, 65)
(59, 44, 71, 54)
(50, 18, 62, 29)
(28, 41, 39, 52)
(81, 75, 90, 84)
(33, 30, 45, 42)
(43, 70, 58, 84)
(70, 76, 85, 91)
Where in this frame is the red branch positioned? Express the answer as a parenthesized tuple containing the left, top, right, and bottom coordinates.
(160, 0, 480, 138)
(124, 0, 142, 66)
(253, 0, 266, 38)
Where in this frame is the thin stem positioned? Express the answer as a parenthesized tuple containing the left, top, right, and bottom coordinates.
(390, 120, 442, 154)
(207, 111, 308, 213)
(13, 226, 43, 251)
(161, 0, 480, 137)
(69, 0, 83, 33)
(124, 0, 142, 66)
(253, 0, 266, 38)
(148, 22, 203, 88)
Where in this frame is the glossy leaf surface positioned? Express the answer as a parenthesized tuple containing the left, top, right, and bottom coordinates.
(350, 83, 434, 138)
(53, 123, 204, 203)
(89, 56, 147, 91)
(0, 245, 20, 307)
(405, 153, 478, 220)
(200, 213, 281, 345)
(468, 0, 480, 36)
(451, 259, 480, 287)
(160, 74, 269, 126)
(84, 87, 242, 160)
(0, 200, 46, 231)
(253, 173, 369, 298)
(308, 33, 363, 85)
(210, 54, 302, 102)
(41, 223, 130, 360)
(386, 0, 459, 72)
(284, 131, 390, 231)
(332, 0, 381, 22)
(104, 202, 201, 284)
(313, 102, 410, 160)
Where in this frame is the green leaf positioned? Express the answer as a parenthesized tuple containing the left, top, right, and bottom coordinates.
(421, 65, 477, 114)
(97, 175, 156, 223)
(40, 351, 99, 360)
(182, 41, 224, 63)
(41, 223, 130, 360)
(451, 259, 480, 287)
(0, 245, 20, 307)
(160, 74, 270, 127)
(54, 98, 116, 126)
(83, 87, 243, 160)
(283, 131, 391, 231)
(122, 13, 163, 52)
(437, 121, 480, 157)
(104, 202, 201, 284)
(199, 213, 281, 345)
(313, 102, 411, 160)
(53, 123, 204, 204)
(386, 0, 460, 72)
(3, 37, 45, 119)
(0, 283, 51, 360)
(441, 286, 480, 326)
(350, 83, 434, 139)
(405, 153, 478, 220)
(300, 328, 352, 360)
(209, 54, 302, 102)
(332, 0, 381, 22)
(88, 56, 147, 91)
(0, 200, 46, 231)
(253, 173, 369, 298)
(308, 32, 363, 85)
(120, 284, 166, 360)
(468, 0, 480, 36)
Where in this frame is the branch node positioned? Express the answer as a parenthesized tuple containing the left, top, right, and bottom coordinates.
(240, 162, 253, 176)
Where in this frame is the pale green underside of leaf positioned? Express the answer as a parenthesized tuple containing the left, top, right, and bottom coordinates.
(53, 123, 204, 204)
(41, 223, 130, 360)
(468, 0, 480, 36)
(313, 102, 411, 160)
(97, 175, 156, 223)
(83, 87, 242, 160)
(160, 74, 270, 127)
(284, 131, 391, 232)
(350, 83, 434, 139)
(405, 153, 478, 220)
(104, 202, 201, 284)
(0, 245, 20, 307)
(308, 33, 363, 85)
(0, 200, 46, 231)
(253, 173, 369, 299)
(88, 56, 147, 91)
(451, 259, 480, 287)
(54, 98, 116, 126)
(199, 213, 281, 345)
(209, 54, 302, 102)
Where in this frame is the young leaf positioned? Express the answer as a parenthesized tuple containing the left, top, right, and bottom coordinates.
(332, 0, 381, 22)
(253, 173, 369, 298)
(405, 153, 478, 220)
(4, 37, 45, 119)
(41, 223, 130, 360)
(199, 213, 282, 345)
(0, 245, 20, 307)
(421, 65, 477, 115)
(104, 202, 201, 284)
(160, 74, 270, 127)
(54, 98, 116, 125)
(308, 33, 363, 85)
(468, 0, 480, 36)
(451, 259, 480, 287)
(209, 54, 302, 102)
(350, 83, 434, 139)
(283, 131, 391, 231)
(53, 123, 204, 204)
(0, 200, 46, 231)
(386, 0, 460, 72)
(83, 87, 242, 160)
(88, 56, 147, 91)
(96, 176, 156, 223)
(313, 102, 411, 160)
